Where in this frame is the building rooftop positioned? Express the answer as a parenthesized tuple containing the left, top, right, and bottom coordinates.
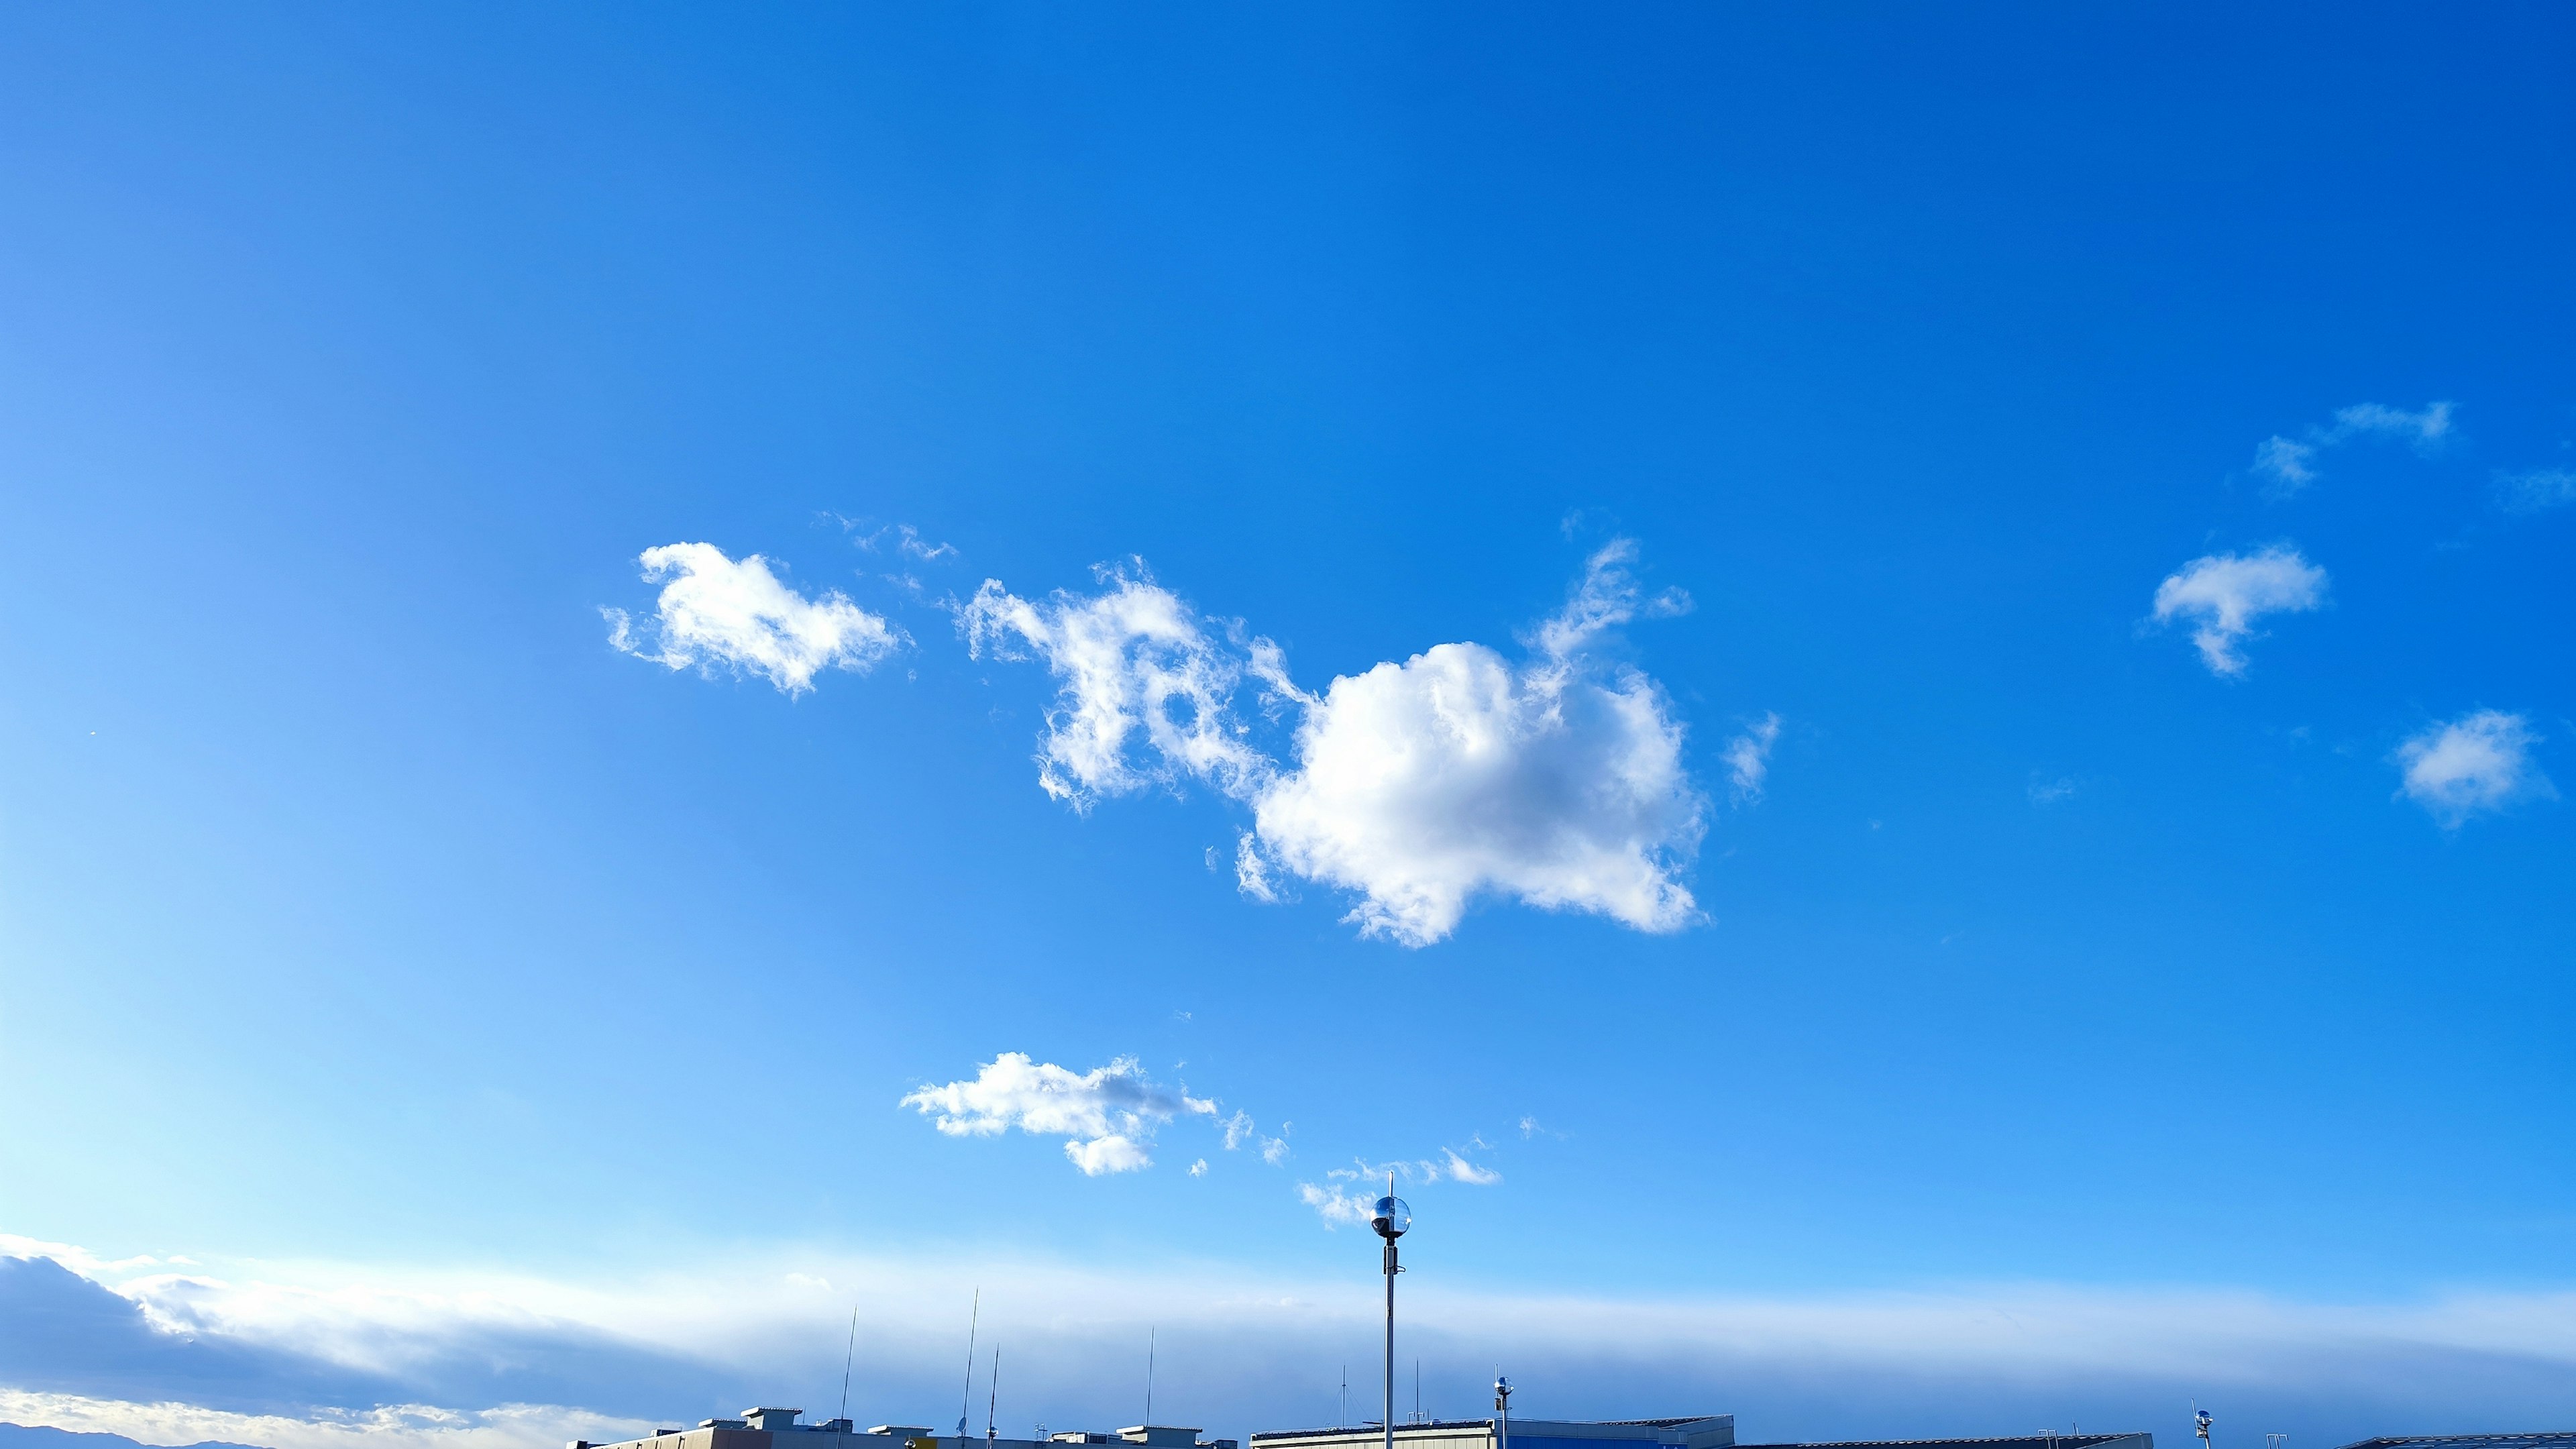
(2335, 1437, 2576, 1449)
(1736, 1438, 2147, 1449)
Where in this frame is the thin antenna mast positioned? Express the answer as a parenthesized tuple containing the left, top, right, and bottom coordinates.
(957, 1289, 980, 1442)
(839, 1307, 859, 1428)
(1145, 1326, 1157, 1424)
(987, 1346, 1001, 1446)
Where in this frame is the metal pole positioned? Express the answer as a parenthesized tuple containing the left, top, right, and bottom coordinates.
(1383, 1232, 1396, 1449)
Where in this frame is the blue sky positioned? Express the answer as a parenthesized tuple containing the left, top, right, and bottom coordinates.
(3, 6, 2574, 1449)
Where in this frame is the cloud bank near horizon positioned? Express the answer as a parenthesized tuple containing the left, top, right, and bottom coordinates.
(14, 1236, 2576, 1449)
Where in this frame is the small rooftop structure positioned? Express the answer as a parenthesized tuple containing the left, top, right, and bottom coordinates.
(1251, 1417, 1733, 1449)
(574, 1411, 1235, 1449)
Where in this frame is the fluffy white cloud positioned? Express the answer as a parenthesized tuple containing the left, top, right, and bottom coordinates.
(2251, 401, 2453, 498)
(604, 543, 902, 694)
(2394, 710, 2555, 828)
(898, 1053, 1216, 1175)
(1723, 713, 1782, 803)
(961, 564, 1268, 807)
(2496, 467, 2576, 514)
(2150, 546, 2328, 677)
(967, 543, 1712, 947)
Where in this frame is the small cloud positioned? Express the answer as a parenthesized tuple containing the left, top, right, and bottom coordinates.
(2251, 401, 2454, 499)
(2253, 436, 2320, 498)
(1724, 712, 1782, 804)
(900, 1053, 1216, 1175)
(843, 519, 959, 561)
(604, 543, 904, 694)
(1297, 1181, 1375, 1228)
(1187, 1159, 1208, 1177)
(1442, 1149, 1501, 1185)
(2150, 546, 2329, 677)
(2027, 774, 2077, 806)
(2331, 400, 2453, 449)
(2494, 468, 2576, 515)
(1260, 1136, 1290, 1166)
(2394, 710, 2555, 828)
(1519, 1116, 1543, 1138)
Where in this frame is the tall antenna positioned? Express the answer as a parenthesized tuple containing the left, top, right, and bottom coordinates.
(1413, 1359, 1420, 1424)
(1145, 1326, 1157, 1424)
(957, 1289, 981, 1441)
(839, 1307, 859, 1428)
(1340, 1366, 1347, 1429)
(987, 1346, 1002, 1446)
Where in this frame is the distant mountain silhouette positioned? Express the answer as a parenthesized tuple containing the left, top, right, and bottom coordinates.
(0, 1424, 272, 1449)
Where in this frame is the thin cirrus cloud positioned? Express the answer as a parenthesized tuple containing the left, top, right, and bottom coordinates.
(1723, 713, 1782, 804)
(898, 1053, 1217, 1175)
(965, 541, 1718, 947)
(603, 542, 904, 694)
(2493, 467, 2576, 515)
(2149, 546, 2329, 677)
(2250, 400, 2453, 499)
(1294, 1150, 1504, 1226)
(2394, 710, 2556, 828)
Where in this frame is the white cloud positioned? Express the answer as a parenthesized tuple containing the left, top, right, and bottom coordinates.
(1187, 1158, 1208, 1177)
(34, 1235, 2576, 1446)
(2496, 467, 2576, 514)
(604, 543, 902, 694)
(2251, 401, 2453, 499)
(970, 543, 1709, 947)
(2251, 436, 2320, 496)
(1244, 542, 1703, 945)
(1061, 1134, 1151, 1175)
(1218, 1109, 1289, 1164)
(898, 1053, 1216, 1175)
(1295, 1181, 1376, 1228)
(2150, 546, 2329, 677)
(960, 564, 1268, 808)
(2394, 710, 2555, 828)
(0, 1393, 640, 1449)
(2028, 775, 2077, 806)
(2331, 400, 2453, 447)
(1723, 712, 1782, 803)
(1441, 1149, 1502, 1185)
(855, 523, 957, 561)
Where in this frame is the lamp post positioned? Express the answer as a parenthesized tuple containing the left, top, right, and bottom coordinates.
(1371, 1175, 1411, 1449)
(1493, 1377, 1511, 1449)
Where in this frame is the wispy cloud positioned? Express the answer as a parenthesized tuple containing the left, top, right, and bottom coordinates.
(1723, 714, 1782, 804)
(2394, 710, 2555, 828)
(603, 543, 903, 694)
(2149, 547, 2329, 677)
(960, 562, 1269, 809)
(2251, 437, 2320, 496)
(898, 1053, 1216, 1175)
(967, 542, 1710, 946)
(2493, 467, 2576, 515)
(1295, 1151, 1504, 1225)
(2251, 400, 2453, 499)
(2028, 775, 2077, 806)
